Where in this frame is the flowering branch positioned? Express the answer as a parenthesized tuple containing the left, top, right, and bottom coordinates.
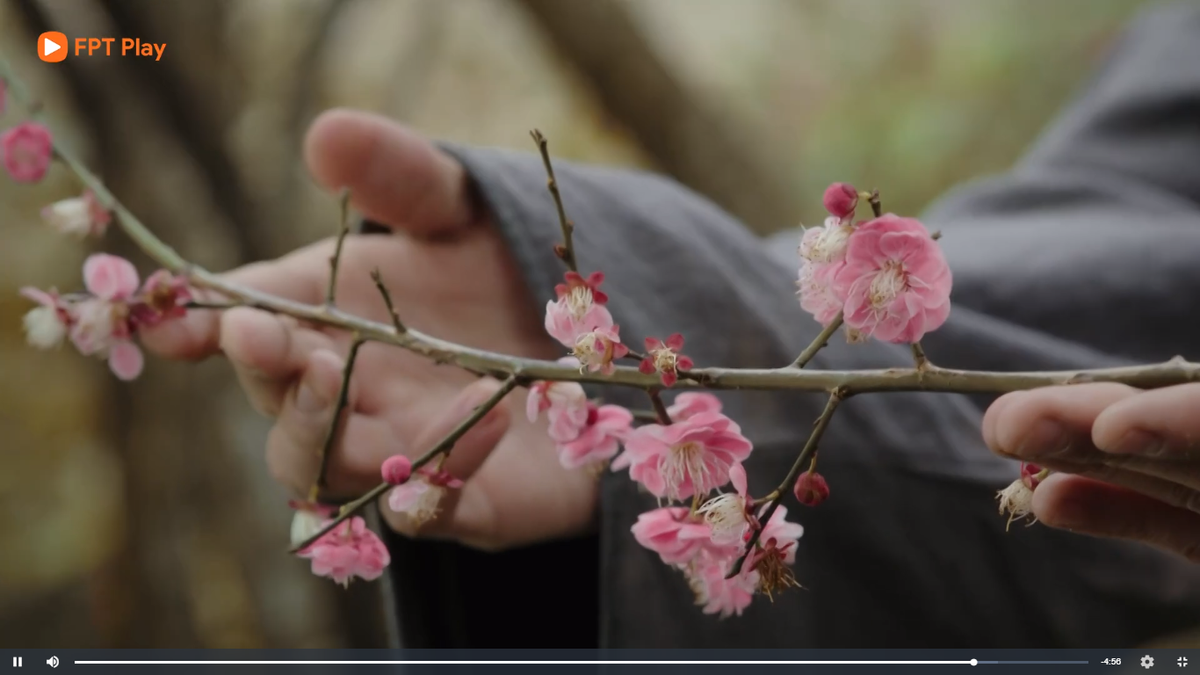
(370, 268, 407, 333)
(289, 373, 522, 553)
(728, 389, 843, 578)
(647, 389, 672, 424)
(911, 342, 931, 370)
(790, 312, 844, 368)
(325, 188, 352, 307)
(310, 337, 364, 500)
(530, 129, 577, 272)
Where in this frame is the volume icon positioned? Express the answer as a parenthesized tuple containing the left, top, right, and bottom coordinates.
(46, 656, 59, 668)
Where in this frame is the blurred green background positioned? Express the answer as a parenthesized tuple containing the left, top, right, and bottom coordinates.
(0, 0, 1179, 649)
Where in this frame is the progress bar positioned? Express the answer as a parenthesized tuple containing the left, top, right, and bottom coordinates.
(72, 659, 1091, 666)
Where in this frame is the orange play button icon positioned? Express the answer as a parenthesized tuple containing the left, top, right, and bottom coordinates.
(38, 32, 67, 63)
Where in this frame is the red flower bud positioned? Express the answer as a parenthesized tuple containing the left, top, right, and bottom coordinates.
(822, 182, 858, 220)
(1020, 462, 1044, 490)
(793, 470, 830, 507)
(381, 455, 413, 486)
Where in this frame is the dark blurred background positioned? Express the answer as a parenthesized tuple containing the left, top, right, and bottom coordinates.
(0, 0, 1187, 649)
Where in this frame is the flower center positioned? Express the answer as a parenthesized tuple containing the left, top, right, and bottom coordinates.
(410, 484, 445, 525)
(697, 493, 749, 544)
(565, 286, 593, 319)
(751, 543, 800, 600)
(662, 440, 708, 499)
(572, 331, 613, 367)
(806, 225, 852, 263)
(868, 260, 908, 307)
(652, 348, 677, 373)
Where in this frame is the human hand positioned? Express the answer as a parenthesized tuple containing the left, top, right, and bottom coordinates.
(983, 382, 1200, 561)
(142, 109, 599, 551)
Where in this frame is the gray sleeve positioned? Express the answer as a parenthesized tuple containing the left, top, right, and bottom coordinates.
(422, 3, 1200, 649)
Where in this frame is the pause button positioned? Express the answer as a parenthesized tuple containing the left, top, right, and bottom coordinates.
(11, 657, 21, 667)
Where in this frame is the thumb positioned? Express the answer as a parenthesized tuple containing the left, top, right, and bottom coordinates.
(380, 377, 513, 542)
(304, 108, 473, 238)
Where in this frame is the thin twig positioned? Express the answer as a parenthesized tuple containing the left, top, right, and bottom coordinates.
(309, 337, 365, 501)
(911, 342, 931, 370)
(790, 313, 844, 368)
(290, 374, 522, 553)
(370, 269, 407, 333)
(530, 129, 577, 272)
(184, 301, 240, 310)
(727, 390, 844, 578)
(630, 409, 663, 423)
(868, 189, 882, 218)
(647, 390, 672, 425)
(325, 188, 352, 307)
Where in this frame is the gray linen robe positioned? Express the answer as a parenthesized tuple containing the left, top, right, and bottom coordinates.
(381, 3, 1200, 648)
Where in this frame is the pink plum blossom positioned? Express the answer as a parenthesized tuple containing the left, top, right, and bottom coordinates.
(796, 217, 856, 326)
(741, 506, 805, 599)
(619, 410, 754, 502)
(2, 122, 53, 182)
(526, 375, 589, 443)
(381, 455, 413, 486)
(41, 190, 111, 237)
(19, 287, 70, 349)
(667, 392, 723, 421)
(387, 466, 463, 527)
(631, 507, 734, 566)
(554, 402, 632, 470)
(696, 463, 753, 546)
(799, 217, 854, 265)
(20, 255, 193, 381)
(296, 516, 390, 587)
(796, 259, 844, 326)
(129, 270, 192, 328)
(822, 182, 859, 220)
(833, 214, 952, 343)
(73, 254, 142, 378)
(687, 559, 758, 618)
(756, 506, 805, 564)
(545, 271, 614, 347)
(571, 324, 628, 375)
(639, 333, 694, 386)
(83, 253, 139, 301)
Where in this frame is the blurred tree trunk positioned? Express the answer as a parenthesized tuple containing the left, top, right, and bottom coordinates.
(515, 0, 801, 235)
(11, 0, 348, 648)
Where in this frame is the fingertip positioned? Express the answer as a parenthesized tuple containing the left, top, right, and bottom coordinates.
(219, 307, 296, 377)
(303, 108, 469, 234)
(982, 392, 1022, 453)
(1030, 473, 1094, 529)
(140, 311, 219, 361)
(989, 391, 1048, 459)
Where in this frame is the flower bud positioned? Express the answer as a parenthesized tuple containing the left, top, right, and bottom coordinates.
(793, 470, 830, 506)
(381, 455, 413, 485)
(822, 182, 858, 220)
(1020, 462, 1044, 490)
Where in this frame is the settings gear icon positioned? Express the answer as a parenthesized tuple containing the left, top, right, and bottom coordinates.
(1142, 655, 1155, 669)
